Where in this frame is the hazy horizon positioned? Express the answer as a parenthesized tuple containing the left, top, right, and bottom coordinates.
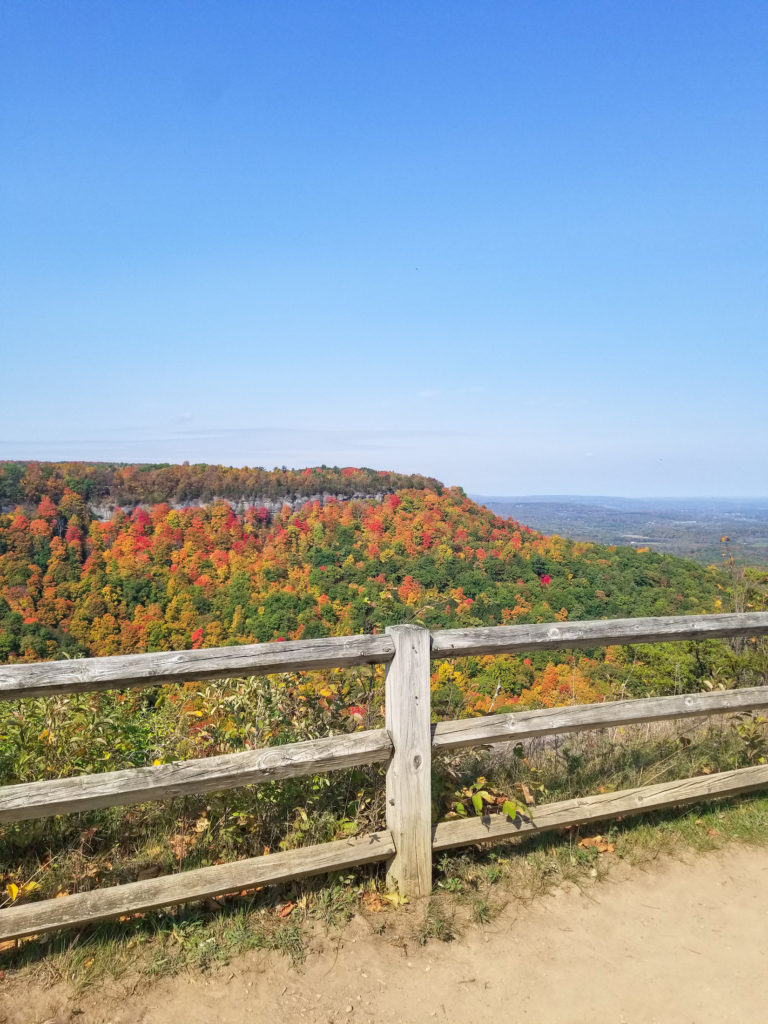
(472, 493, 768, 503)
(0, 454, 766, 503)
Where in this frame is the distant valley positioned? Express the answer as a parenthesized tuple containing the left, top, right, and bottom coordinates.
(474, 495, 768, 567)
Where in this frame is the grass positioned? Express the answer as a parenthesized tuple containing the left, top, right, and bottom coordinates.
(0, 867, 373, 990)
(427, 791, 768, 927)
(2, 714, 768, 992)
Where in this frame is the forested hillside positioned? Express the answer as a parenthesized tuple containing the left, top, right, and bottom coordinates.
(2, 463, 758, 713)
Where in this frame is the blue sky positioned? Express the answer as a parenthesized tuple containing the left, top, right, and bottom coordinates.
(1, 1, 766, 496)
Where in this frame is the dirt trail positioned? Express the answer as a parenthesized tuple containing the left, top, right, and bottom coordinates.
(3, 846, 768, 1024)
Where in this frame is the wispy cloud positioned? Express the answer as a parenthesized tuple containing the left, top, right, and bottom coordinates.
(0, 424, 465, 469)
(417, 386, 485, 400)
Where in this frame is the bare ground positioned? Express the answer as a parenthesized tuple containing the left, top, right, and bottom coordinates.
(3, 845, 768, 1024)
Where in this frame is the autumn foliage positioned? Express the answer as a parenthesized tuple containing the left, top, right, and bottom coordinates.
(0, 460, 440, 509)
(0, 466, 725, 712)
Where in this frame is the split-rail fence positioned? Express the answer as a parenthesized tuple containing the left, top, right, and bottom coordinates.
(2, 611, 768, 941)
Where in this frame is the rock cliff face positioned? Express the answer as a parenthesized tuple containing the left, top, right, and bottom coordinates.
(87, 492, 388, 521)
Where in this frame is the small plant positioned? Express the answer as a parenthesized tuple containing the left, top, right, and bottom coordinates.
(438, 875, 464, 893)
(442, 776, 533, 824)
(484, 864, 503, 884)
(732, 713, 768, 765)
(472, 897, 492, 924)
(417, 899, 454, 945)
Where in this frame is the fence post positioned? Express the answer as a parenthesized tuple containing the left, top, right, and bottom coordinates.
(384, 624, 433, 897)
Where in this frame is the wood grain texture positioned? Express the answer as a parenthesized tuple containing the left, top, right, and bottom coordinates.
(430, 612, 768, 660)
(2, 613, 766, 701)
(0, 729, 392, 824)
(432, 763, 768, 851)
(5, 761, 766, 940)
(0, 633, 395, 699)
(385, 625, 433, 898)
(432, 685, 768, 751)
(0, 831, 395, 941)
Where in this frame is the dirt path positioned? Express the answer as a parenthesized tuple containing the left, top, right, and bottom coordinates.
(3, 846, 768, 1024)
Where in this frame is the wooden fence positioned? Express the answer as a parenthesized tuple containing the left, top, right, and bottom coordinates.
(1, 611, 768, 941)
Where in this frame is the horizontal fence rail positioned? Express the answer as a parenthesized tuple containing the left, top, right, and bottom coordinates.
(429, 612, 768, 659)
(0, 831, 396, 942)
(5, 687, 768, 825)
(0, 729, 392, 825)
(1, 611, 768, 942)
(431, 763, 768, 851)
(1, 612, 767, 701)
(0, 633, 396, 700)
(432, 684, 768, 751)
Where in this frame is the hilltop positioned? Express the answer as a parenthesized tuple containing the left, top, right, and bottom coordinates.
(0, 461, 441, 515)
(0, 461, 744, 713)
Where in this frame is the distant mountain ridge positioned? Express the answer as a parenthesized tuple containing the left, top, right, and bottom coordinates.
(474, 494, 768, 509)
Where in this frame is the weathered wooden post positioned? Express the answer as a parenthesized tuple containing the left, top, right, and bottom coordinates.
(384, 624, 433, 897)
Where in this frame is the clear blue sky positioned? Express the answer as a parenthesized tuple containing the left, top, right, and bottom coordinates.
(1, 1, 766, 496)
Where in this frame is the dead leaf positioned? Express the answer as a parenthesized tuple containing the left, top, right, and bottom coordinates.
(277, 901, 296, 918)
(706, 828, 720, 837)
(0, 940, 17, 954)
(578, 835, 615, 854)
(170, 833, 195, 859)
(578, 836, 601, 849)
(238, 886, 264, 897)
(520, 783, 535, 806)
(381, 891, 409, 907)
(361, 891, 388, 913)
